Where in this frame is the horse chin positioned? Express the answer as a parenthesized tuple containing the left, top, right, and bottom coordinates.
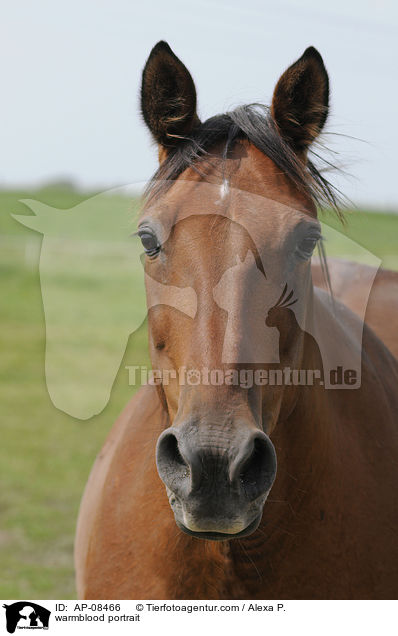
(174, 513, 263, 541)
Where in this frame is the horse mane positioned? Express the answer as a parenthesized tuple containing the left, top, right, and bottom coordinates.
(144, 103, 343, 221)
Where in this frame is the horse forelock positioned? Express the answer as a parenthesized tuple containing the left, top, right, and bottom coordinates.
(144, 103, 344, 221)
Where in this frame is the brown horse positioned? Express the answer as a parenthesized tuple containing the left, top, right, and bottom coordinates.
(75, 42, 398, 599)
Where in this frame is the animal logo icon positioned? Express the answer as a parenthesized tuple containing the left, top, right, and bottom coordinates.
(3, 602, 50, 633)
(12, 188, 197, 419)
(13, 190, 147, 419)
(13, 186, 380, 419)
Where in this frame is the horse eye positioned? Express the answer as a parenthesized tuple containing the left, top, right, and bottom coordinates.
(138, 230, 160, 257)
(297, 235, 320, 259)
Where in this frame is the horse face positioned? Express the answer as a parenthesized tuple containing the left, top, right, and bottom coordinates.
(140, 175, 318, 539)
(140, 41, 328, 539)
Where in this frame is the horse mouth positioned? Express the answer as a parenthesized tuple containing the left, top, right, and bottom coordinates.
(175, 514, 262, 541)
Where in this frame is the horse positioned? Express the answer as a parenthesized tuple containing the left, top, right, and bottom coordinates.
(75, 42, 398, 599)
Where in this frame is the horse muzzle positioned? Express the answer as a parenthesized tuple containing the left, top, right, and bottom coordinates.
(156, 422, 277, 540)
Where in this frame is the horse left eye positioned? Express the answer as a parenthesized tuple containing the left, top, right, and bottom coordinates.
(297, 236, 319, 258)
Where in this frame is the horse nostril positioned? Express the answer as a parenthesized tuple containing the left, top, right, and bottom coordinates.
(163, 433, 187, 467)
(238, 436, 277, 501)
(157, 427, 276, 503)
(156, 431, 190, 492)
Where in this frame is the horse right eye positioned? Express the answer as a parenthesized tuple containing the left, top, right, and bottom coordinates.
(138, 230, 161, 257)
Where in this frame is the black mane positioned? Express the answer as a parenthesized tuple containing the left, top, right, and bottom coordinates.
(145, 103, 342, 218)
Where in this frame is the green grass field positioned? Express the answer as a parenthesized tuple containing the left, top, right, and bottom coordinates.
(1, 186, 397, 598)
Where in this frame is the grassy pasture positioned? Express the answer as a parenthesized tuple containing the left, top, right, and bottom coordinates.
(0, 186, 397, 598)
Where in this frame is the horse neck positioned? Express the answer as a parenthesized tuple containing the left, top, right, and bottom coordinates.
(227, 322, 338, 593)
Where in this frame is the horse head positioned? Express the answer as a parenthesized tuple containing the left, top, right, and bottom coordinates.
(139, 42, 331, 539)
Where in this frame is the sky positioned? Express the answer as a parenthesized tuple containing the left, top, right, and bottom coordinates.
(1, 0, 398, 208)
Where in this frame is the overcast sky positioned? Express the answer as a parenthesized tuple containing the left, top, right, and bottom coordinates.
(1, 0, 397, 207)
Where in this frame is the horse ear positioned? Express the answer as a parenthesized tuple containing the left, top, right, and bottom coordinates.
(271, 47, 329, 153)
(141, 41, 200, 152)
